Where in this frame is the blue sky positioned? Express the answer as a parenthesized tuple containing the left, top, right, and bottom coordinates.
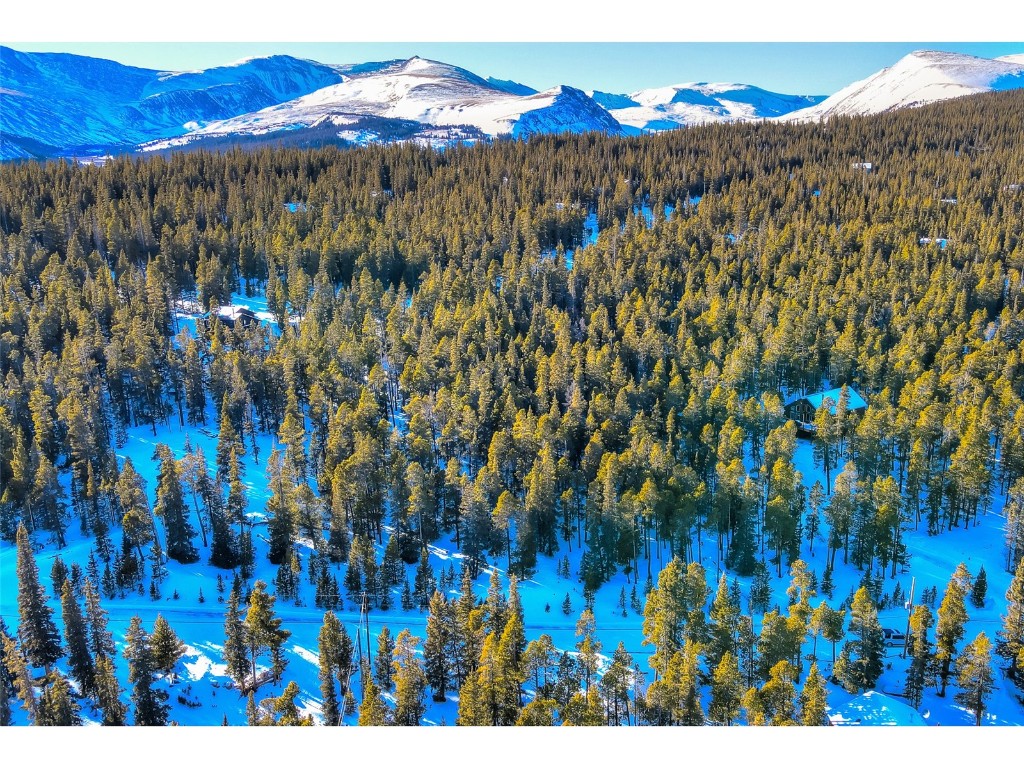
(4, 0, 1023, 95)
(5, 41, 1024, 95)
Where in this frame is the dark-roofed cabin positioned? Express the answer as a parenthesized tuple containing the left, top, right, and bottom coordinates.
(784, 386, 867, 435)
(213, 305, 259, 330)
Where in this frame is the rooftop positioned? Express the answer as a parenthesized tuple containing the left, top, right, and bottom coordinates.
(785, 386, 867, 412)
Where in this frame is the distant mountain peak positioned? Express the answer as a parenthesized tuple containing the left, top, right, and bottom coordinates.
(784, 49, 1024, 122)
(606, 81, 825, 134)
(4, 46, 1024, 161)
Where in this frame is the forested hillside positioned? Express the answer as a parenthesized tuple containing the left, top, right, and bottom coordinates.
(2, 89, 1024, 727)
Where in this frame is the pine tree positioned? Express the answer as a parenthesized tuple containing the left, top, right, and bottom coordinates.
(375, 627, 396, 691)
(494, 612, 528, 724)
(243, 580, 291, 691)
(246, 691, 259, 726)
(599, 642, 634, 725)
(33, 451, 69, 549)
(60, 580, 95, 697)
(380, 535, 402, 588)
(905, 604, 934, 709)
(642, 558, 710, 680)
(515, 697, 558, 726)
(748, 559, 772, 615)
(50, 556, 68, 598)
(216, 393, 244, 482)
(799, 662, 828, 725)
(268, 681, 313, 726)
(1006, 483, 1024, 573)
(575, 608, 602, 693)
(708, 574, 741, 670)
(265, 449, 295, 565)
(737, 615, 758, 689)
(154, 448, 198, 563)
(759, 660, 798, 726)
(561, 686, 605, 726)
(936, 563, 972, 696)
(2, 633, 38, 723)
(117, 459, 157, 561)
(94, 654, 127, 725)
(36, 671, 82, 726)
(836, 587, 884, 693)
(392, 629, 427, 725)
(0, 621, 12, 727)
(971, 565, 988, 609)
(279, 389, 308, 480)
(183, 339, 207, 425)
(15, 523, 62, 671)
(83, 578, 115, 661)
(317, 611, 350, 726)
(998, 557, 1024, 687)
(708, 651, 743, 725)
(820, 604, 846, 665)
(358, 678, 391, 726)
(222, 581, 249, 690)
(150, 614, 186, 675)
(0, 671, 8, 727)
(757, 610, 800, 682)
(483, 568, 507, 637)
(413, 547, 435, 610)
(424, 590, 453, 702)
(209, 455, 241, 569)
(123, 615, 169, 726)
(806, 480, 825, 556)
(955, 631, 995, 726)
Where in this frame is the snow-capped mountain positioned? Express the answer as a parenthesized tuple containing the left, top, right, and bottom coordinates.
(4, 46, 1024, 161)
(147, 57, 620, 149)
(598, 83, 825, 133)
(0, 46, 343, 158)
(783, 50, 1024, 121)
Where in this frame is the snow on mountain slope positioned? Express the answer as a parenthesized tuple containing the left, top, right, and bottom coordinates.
(145, 55, 339, 101)
(784, 50, 1024, 121)
(604, 82, 824, 133)
(485, 77, 538, 96)
(6, 46, 1024, 161)
(0, 47, 343, 158)
(169, 57, 620, 144)
(589, 91, 641, 110)
(1, 46, 161, 151)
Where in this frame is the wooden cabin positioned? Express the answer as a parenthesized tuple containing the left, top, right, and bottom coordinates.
(784, 386, 867, 435)
(213, 305, 259, 330)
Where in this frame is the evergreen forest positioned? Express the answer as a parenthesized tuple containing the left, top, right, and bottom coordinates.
(2, 88, 1024, 727)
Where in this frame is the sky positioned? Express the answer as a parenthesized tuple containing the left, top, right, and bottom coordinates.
(3, 0, 1023, 96)
(4, 41, 1024, 95)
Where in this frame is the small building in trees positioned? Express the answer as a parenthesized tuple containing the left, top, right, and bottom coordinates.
(212, 305, 259, 330)
(828, 690, 927, 726)
(784, 386, 867, 434)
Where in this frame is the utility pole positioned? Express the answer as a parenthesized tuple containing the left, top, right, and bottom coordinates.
(902, 576, 915, 659)
(361, 590, 372, 671)
(356, 590, 368, 691)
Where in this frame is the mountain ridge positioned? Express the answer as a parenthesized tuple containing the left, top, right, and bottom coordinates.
(3, 46, 1024, 160)
(783, 49, 1024, 122)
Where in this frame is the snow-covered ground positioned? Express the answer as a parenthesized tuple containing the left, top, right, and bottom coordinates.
(3, 250, 1023, 727)
(4, 414, 1020, 726)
